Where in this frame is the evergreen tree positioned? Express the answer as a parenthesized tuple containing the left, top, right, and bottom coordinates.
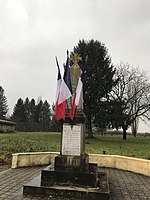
(73, 39, 116, 137)
(49, 102, 62, 132)
(0, 86, 8, 119)
(12, 98, 26, 130)
(12, 98, 26, 122)
(30, 98, 36, 123)
(34, 100, 43, 123)
(24, 97, 30, 122)
(41, 100, 51, 131)
(50, 115, 62, 132)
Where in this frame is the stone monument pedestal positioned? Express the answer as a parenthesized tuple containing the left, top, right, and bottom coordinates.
(23, 123, 110, 199)
(23, 164, 110, 199)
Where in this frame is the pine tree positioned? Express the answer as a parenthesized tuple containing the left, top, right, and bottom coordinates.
(0, 86, 8, 119)
(12, 98, 26, 130)
(24, 97, 30, 122)
(73, 39, 116, 137)
(30, 98, 36, 122)
(41, 100, 51, 131)
(34, 100, 43, 123)
(12, 98, 26, 122)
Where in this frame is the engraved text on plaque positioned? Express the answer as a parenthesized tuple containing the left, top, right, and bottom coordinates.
(62, 124, 81, 156)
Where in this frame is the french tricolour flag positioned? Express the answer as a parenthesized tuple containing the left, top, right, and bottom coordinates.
(55, 52, 72, 120)
(54, 57, 63, 120)
(70, 70, 83, 120)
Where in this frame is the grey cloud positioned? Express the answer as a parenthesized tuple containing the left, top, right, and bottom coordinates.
(0, 0, 150, 131)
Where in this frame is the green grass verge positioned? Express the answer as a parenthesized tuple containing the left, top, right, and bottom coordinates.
(0, 132, 150, 165)
(85, 136, 150, 160)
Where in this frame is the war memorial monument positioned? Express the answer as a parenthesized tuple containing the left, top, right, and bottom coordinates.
(23, 53, 110, 199)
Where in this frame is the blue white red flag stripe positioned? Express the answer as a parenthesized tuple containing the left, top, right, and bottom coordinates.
(64, 52, 72, 94)
(55, 57, 62, 101)
(55, 52, 72, 120)
(54, 56, 65, 120)
(58, 52, 72, 105)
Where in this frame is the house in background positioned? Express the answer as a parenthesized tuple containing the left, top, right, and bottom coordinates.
(0, 119, 16, 133)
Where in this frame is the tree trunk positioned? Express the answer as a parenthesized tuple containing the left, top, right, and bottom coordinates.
(87, 115, 93, 138)
(133, 131, 137, 137)
(122, 126, 127, 140)
(131, 122, 137, 137)
(131, 118, 139, 137)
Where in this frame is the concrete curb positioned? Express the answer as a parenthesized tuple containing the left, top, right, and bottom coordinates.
(89, 154, 150, 177)
(12, 152, 150, 176)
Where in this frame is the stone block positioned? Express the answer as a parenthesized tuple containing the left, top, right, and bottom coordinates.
(54, 154, 89, 171)
(41, 164, 98, 188)
(23, 166, 110, 200)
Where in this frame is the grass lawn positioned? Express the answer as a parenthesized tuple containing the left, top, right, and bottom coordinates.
(0, 132, 150, 165)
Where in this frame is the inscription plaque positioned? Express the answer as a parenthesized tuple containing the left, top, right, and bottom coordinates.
(62, 124, 82, 156)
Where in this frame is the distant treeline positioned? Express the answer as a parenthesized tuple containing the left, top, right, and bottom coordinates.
(11, 97, 61, 132)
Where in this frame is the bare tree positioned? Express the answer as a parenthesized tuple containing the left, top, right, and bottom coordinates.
(128, 71, 140, 137)
(110, 63, 150, 139)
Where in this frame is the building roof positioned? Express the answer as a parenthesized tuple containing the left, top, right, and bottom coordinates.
(0, 119, 16, 125)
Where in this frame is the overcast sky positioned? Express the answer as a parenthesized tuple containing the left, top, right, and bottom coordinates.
(0, 0, 150, 131)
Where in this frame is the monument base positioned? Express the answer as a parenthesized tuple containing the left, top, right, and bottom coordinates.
(23, 123, 110, 199)
(54, 153, 89, 171)
(41, 162, 98, 188)
(23, 164, 110, 200)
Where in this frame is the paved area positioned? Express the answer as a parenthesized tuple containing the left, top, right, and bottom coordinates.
(0, 166, 149, 200)
(104, 168, 150, 200)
